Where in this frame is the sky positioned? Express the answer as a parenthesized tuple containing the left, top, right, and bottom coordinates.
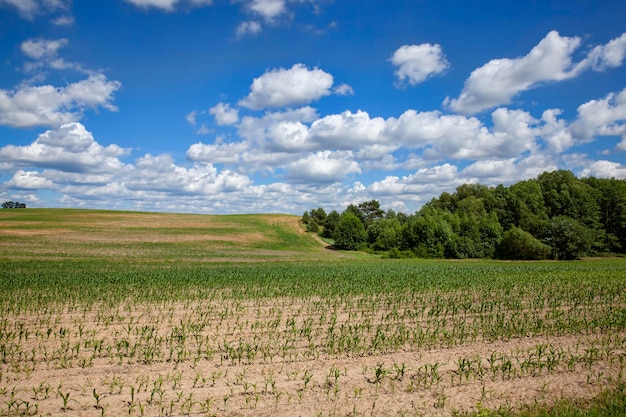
(0, 0, 625, 215)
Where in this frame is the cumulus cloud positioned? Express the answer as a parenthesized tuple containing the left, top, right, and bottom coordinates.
(579, 159, 626, 179)
(239, 64, 335, 110)
(238, 106, 318, 145)
(587, 33, 626, 71)
(0, 74, 122, 128)
(367, 164, 464, 200)
(5, 170, 56, 190)
(187, 141, 248, 164)
(309, 110, 386, 149)
(209, 103, 239, 125)
(569, 88, 626, 146)
(286, 150, 361, 184)
(390, 43, 449, 87)
(0, 122, 130, 173)
(446, 31, 626, 115)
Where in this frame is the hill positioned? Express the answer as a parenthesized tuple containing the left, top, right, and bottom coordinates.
(0, 209, 361, 262)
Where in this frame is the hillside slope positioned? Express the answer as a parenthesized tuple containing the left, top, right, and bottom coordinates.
(0, 209, 360, 262)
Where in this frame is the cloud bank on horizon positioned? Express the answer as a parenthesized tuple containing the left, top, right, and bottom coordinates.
(0, 0, 625, 214)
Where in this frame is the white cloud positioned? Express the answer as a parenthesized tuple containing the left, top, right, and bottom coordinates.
(247, 0, 285, 22)
(52, 15, 74, 25)
(309, 110, 386, 149)
(367, 164, 464, 199)
(185, 110, 198, 125)
(5, 170, 56, 190)
(538, 109, 574, 153)
(384, 109, 537, 160)
(333, 83, 354, 96)
(446, 31, 626, 115)
(0, 122, 130, 173)
(587, 33, 626, 71)
(21, 38, 68, 60)
(209, 102, 239, 125)
(0, 74, 122, 128)
(187, 141, 248, 164)
(239, 64, 334, 110)
(124, 0, 179, 11)
(0, 0, 69, 19)
(237, 106, 318, 145)
(390, 43, 449, 87)
(20, 38, 90, 74)
(286, 150, 361, 184)
(579, 159, 626, 179)
(569, 88, 626, 146)
(123, 0, 213, 11)
(236, 21, 263, 37)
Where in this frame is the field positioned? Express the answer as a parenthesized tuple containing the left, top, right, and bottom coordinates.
(1, 209, 625, 416)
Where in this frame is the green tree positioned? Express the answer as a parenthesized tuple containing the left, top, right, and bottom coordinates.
(334, 212, 367, 250)
(497, 227, 551, 260)
(310, 207, 327, 224)
(582, 177, 626, 253)
(367, 218, 402, 251)
(539, 216, 594, 260)
(321, 210, 341, 239)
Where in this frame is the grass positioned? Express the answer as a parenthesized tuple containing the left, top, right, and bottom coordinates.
(0, 208, 348, 261)
(457, 384, 626, 417)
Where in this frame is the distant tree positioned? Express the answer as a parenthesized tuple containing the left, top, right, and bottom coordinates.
(2, 201, 26, 209)
(301, 211, 310, 224)
(497, 227, 551, 260)
(306, 220, 320, 233)
(321, 210, 341, 239)
(310, 207, 327, 224)
(582, 176, 626, 253)
(367, 218, 401, 251)
(334, 212, 367, 250)
(356, 200, 385, 227)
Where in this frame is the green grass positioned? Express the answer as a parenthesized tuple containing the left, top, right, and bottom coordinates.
(457, 384, 626, 417)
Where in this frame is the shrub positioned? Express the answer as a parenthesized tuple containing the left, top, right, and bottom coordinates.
(497, 226, 551, 260)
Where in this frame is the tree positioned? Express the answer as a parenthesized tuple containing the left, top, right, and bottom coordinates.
(539, 216, 594, 260)
(357, 200, 385, 227)
(334, 212, 367, 250)
(582, 177, 626, 253)
(2, 201, 26, 208)
(367, 218, 401, 251)
(497, 227, 551, 260)
(321, 210, 341, 239)
(310, 207, 327, 224)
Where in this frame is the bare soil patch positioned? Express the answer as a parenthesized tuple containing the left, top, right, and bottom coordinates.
(2, 295, 623, 417)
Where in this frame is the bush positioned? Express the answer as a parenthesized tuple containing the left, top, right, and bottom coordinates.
(334, 212, 367, 250)
(497, 226, 551, 260)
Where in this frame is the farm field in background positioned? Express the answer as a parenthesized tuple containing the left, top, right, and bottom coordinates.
(1, 210, 625, 416)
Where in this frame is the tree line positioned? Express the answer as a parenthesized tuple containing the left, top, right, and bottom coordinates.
(302, 170, 626, 260)
(2, 201, 26, 209)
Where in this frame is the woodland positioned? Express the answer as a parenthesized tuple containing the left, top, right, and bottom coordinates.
(302, 170, 626, 260)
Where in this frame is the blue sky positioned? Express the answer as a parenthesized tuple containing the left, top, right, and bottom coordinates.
(0, 0, 625, 214)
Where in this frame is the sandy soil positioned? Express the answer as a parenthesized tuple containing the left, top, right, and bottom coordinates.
(1, 295, 624, 417)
